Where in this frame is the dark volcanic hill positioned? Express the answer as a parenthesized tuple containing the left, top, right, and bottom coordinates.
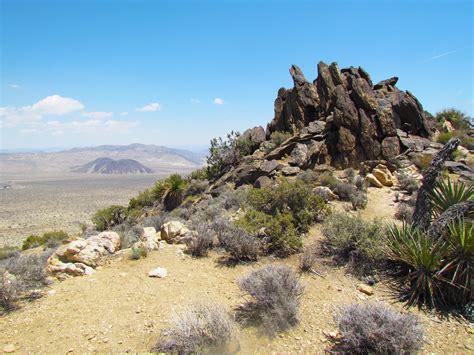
(71, 158, 154, 174)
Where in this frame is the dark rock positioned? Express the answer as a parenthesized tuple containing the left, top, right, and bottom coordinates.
(242, 126, 266, 149)
(289, 143, 309, 167)
(381, 136, 400, 160)
(260, 159, 279, 174)
(254, 176, 273, 189)
(374, 77, 398, 90)
(281, 166, 301, 176)
(444, 161, 474, 181)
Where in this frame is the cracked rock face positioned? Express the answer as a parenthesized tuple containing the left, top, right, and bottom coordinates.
(267, 61, 432, 167)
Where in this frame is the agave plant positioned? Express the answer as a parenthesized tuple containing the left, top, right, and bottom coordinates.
(163, 174, 187, 211)
(438, 219, 473, 305)
(429, 178, 474, 219)
(385, 223, 448, 308)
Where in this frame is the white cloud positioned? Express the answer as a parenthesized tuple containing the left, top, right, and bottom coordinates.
(136, 102, 161, 112)
(0, 94, 84, 127)
(120, 111, 129, 116)
(30, 95, 84, 115)
(213, 98, 224, 105)
(190, 98, 201, 104)
(83, 111, 113, 119)
(9, 84, 21, 89)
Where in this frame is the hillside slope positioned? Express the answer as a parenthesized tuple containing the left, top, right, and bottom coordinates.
(71, 158, 154, 174)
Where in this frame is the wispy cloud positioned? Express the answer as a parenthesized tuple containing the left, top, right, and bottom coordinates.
(190, 98, 201, 104)
(136, 102, 161, 112)
(9, 83, 21, 89)
(213, 98, 224, 105)
(83, 111, 113, 119)
(120, 111, 129, 116)
(427, 49, 457, 61)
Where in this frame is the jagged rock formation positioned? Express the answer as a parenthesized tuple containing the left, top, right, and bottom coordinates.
(267, 62, 432, 167)
(71, 157, 154, 174)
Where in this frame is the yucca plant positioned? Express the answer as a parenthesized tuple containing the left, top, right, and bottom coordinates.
(163, 174, 187, 211)
(438, 219, 473, 305)
(429, 178, 474, 219)
(385, 223, 448, 308)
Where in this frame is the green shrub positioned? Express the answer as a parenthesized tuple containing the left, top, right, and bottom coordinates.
(207, 131, 252, 180)
(189, 167, 209, 181)
(151, 180, 167, 200)
(270, 131, 292, 147)
(22, 230, 69, 251)
(435, 108, 471, 131)
(436, 131, 453, 144)
(128, 189, 155, 210)
(130, 245, 148, 260)
(92, 205, 128, 231)
(246, 178, 328, 233)
(321, 212, 384, 274)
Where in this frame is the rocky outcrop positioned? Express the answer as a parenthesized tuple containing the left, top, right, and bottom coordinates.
(47, 231, 121, 278)
(267, 61, 432, 167)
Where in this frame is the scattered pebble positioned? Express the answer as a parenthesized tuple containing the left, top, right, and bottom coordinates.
(357, 284, 374, 296)
(3, 344, 16, 353)
(148, 267, 168, 278)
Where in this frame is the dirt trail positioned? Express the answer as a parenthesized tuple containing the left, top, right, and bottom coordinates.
(1, 189, 473, 353)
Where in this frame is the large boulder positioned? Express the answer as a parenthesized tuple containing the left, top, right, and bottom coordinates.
(160, 221, 193, 244)
(48, 231, 121, 277)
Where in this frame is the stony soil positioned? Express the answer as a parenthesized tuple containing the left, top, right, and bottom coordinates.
(1, 187, 473, 354)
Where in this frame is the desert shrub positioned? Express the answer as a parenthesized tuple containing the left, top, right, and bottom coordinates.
(207, 131, 253, 180)
(236, 209, 301, 257)
(299, 245, 317, 272)
(143, 214, 169, 231)
(270, 131, 292, 147)
(92, 205, 128, 231)
(318, 172, 339, 189)
(435, 108, 471, 131)
(0, 270, 21, 312)
(296, 169, 319, 185)
(220, 189, 246, 211)
(321, 212, 385, 274)
(397, 172, 419, 195)
(113, 223, 143, 249)
(344, 168, 356, 184)
(185, 179, 208, 197)
(429, 178, 473, 219)
(395, 202, 413, 224)
(0, 246, 19, 261)
(210, 219, 261, 261)
(189, 167, 209, 181)
(335, 302, 424, 353)
(22, 230, 69, 251)
(354, 175, 367, 192)
(130, 245, 148, 260)
(163, 174, 187, 211)
(187, 223, 215, 257)
(128, 189, 155, 210)
(437, 131, 453, 144)
(1, 252, 51, 291)
(350, 190, 367, 210)
(152, 301, 235, 354)
(246, 178, 328, 233)
(237, 265, 304, 333)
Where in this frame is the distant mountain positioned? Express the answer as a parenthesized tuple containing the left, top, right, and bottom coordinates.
(0, 143, 206, 177)
(71, 158, 154, 174)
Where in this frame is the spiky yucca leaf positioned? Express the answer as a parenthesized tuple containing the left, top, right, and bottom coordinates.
(385, 223, 448, 308)
(429, 178, 474, 219)
(439, 219, 473, 304)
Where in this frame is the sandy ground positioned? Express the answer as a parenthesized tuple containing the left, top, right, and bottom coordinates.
(1, 205, 473, 353)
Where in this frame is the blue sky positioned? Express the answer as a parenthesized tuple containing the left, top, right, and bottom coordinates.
(1, 0, 472, 151)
